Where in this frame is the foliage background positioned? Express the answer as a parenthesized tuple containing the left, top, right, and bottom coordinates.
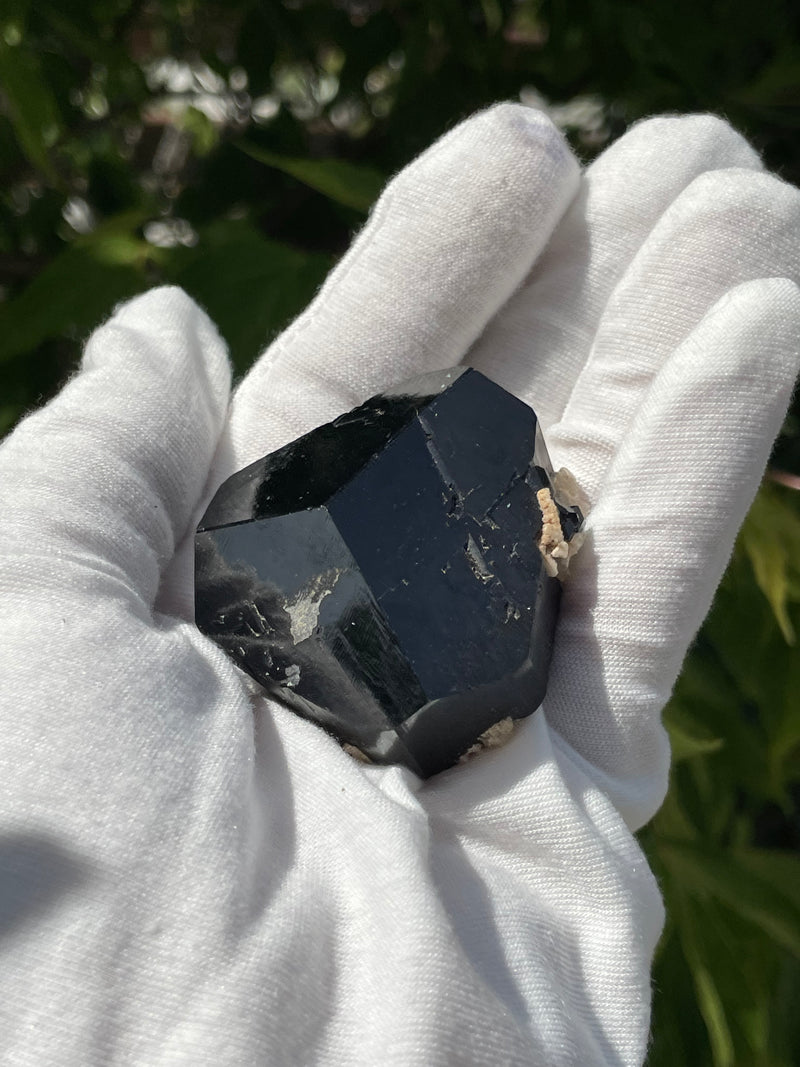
(2, 2, 800, 1063)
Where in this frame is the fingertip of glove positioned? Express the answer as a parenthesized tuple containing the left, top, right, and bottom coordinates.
(647, 165, 800, 274)
(666, 278, 800, 419)
(399, 100, 579, 197)
(723, 276, 800, 376)
(99, 285, 209, 335)
(732, 274, 800, 308)
(714, 274, 800, 327)
(682, 163, 800, 205)
(83, 285, 232, 398)
(481, 100, 573, 149)
(599, 112, 763, 175)
(631, 111, 753, 144)
(92, 284, 225, 349)
(478, 101, 580, 180)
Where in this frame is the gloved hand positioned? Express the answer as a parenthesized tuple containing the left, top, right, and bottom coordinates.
(1, 104, 798, 1067)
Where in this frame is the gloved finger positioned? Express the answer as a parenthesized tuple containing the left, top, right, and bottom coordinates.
(468, 114, 763, 429)
(222, 103, 580, 472)
(543, 277, 800, 829)
(0, 287, 231, 608)
(547, 168, 800, 502)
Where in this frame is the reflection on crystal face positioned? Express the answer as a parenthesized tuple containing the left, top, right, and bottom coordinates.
(195, 368, 583, 777)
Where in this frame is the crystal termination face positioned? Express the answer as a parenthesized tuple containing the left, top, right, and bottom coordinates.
(195, 368, 583, 778)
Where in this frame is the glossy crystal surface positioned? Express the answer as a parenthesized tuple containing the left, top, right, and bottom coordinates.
(195, 368, 582, 777)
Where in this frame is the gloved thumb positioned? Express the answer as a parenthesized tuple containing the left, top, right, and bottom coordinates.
(0, 287, 231, 610)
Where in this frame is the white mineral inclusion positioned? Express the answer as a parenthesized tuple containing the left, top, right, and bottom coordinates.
(282, 664, 301, 688)
(536, 467, 589, 579)
(285, 568, 343, 643)
(458, 716, 517, 763)
(552, 466, 591, 513)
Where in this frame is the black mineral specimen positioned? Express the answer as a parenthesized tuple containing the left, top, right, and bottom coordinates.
(195, 368, 583, 777)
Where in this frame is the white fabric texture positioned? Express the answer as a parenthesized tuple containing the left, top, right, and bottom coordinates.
(0, 104, 798, 1066)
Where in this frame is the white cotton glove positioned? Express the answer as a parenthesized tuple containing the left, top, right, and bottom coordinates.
(1, 104, 798, 1067)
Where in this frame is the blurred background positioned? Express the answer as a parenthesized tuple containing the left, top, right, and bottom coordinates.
(1, 1, 800, 1063)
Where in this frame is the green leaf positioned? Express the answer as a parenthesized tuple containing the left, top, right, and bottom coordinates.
(690, 956, 735, 1067)
(647, 923, 711, 1067)
(739, 484, 800, 644)
(0, 402, 20, 436)
(733, 46, 800, 109)
(182, 106, 219, 157)
(38, 4, 117, 66)
(732, 848, 800, 915)
(669, 888, 773, 1067)
(743, 529, 794, 643)
(162, 220, 331, 373)
(237, 142, 385, 212)
(663, 700, 725, 762)
(665, 641, 769, 806)
(0, 213, 151, 364)
(660, 841, 800, 959)
(0, 27, 61, 179)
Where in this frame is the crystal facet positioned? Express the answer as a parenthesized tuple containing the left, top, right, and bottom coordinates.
(195, 368, 583, 777)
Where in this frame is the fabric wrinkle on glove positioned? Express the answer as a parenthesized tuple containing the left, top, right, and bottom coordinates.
(0, 103, 798, 1067)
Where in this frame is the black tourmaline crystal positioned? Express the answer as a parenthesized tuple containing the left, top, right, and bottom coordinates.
(195, 368, 582, 777)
